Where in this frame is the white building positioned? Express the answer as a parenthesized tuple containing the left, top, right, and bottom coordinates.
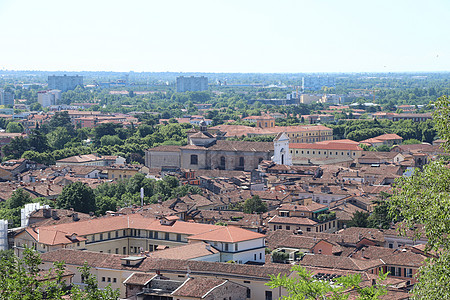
(37, 90, 61, 107)
(272, 132, 292, 166)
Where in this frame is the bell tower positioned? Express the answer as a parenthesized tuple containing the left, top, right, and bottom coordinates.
(272, 132, 292, 166)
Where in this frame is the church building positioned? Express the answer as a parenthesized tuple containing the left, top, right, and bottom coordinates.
(145, 121, 275, 171)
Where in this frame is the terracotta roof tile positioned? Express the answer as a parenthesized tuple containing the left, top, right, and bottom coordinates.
(188, 226, 265, 243)
(172, 278, 228, 298)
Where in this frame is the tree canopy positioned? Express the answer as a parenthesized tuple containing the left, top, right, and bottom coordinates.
(55, 182, 96, 214)
(388, 95, 450, 298)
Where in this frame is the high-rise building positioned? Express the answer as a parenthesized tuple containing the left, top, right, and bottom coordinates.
(37, 90, 61, 107)
(48, 75, 83, 92)
(0, 89, 14, 106)
(302, 76, 336, 91)
(176, 76, 208, 93)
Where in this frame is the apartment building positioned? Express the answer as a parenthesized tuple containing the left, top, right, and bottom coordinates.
(48, 75, 83, 92)
(13, 214, 266, 264)
(37, 90, 61, 107)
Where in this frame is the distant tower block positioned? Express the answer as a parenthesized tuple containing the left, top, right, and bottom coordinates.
(0, 220, 8, 251)
(176, 76, 208, 93)
(272, 132, 292, 166)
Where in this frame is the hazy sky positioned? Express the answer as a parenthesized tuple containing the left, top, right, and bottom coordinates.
(0, 0, 448, 73)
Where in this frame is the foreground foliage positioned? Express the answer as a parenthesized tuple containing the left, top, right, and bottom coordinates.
(0, 248, 119, 300)
(388, 95, 450, 299)
(267, 265, 387, 299)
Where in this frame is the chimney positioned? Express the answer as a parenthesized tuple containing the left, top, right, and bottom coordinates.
(43, 208, 51, 218)
(72, 213, 79, 221)
(51, 210, 59, 220)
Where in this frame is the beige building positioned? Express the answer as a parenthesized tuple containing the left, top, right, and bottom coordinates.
(268, 199, 338, 234)
(145, 123, 273, 171)
(209, 124, 333, 143)
(41, 249, 292, 299)
(13, 214, 266, 264)
(289, 140, 363, 165)
(242, 115, 276, 128)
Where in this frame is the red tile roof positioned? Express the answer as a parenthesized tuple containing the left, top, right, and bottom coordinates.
(188, 226, 265, 243)
(290, 142, 362, 151)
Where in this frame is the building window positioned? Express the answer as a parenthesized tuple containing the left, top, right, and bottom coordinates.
(265, 291, 273, 300)
(107, 277, 111, 282)
(286, 226, 290, 230)
(102, 277, 105, 282)
(247, 288, 251, 298)
(225, 243, 229, 251)
(235, 243, 239, 251)
(108, 232, 111, 239)
(405, 268, 413, 278)
(239, 157, 244, 167)
(220, 156, 225, 167)
(115, 248, 118, 254)
(100, 233, 103, 241)
(307, 227, 311, 232)
(177, 234, 181, 242)
(115, 231, 118, 238)
(190, 155, 198, 165)
(165, 233, 170, 240)
(113, 278, 117, 283)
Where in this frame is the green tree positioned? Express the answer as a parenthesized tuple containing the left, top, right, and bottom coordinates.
(47, 127, 73, 150)
(242, 195, 267, 214)
(374, 144, 391, 152)
(56, 182, 96, 214)
(8, 188, 33, 209)
(0, 247, 67, 299)
(94, 123, 121, 141)
(100, 135, 123, 146)
(3, 136, 29, 158)
(0, 247, 119, 300)
(30, 102, 43, 111)
(48, 111, 74, 134)
(28, 129, 49, 152)
(388, 95, 450, 299)
(71, 262, 120, 300)
(402, 138, 421, 145)
(348, 211, 369, 228)
(267, 265, 387, 299)
(6, 122, 24, 133)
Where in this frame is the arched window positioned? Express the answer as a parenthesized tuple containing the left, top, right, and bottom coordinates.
(190, 154, 198, 165)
